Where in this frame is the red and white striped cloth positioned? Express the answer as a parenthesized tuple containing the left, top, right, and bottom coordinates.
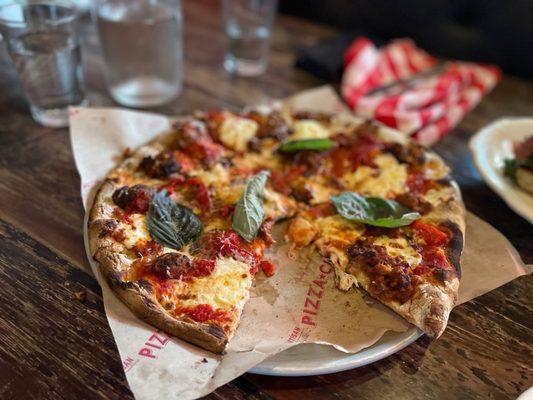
(341, 38, 501, 145)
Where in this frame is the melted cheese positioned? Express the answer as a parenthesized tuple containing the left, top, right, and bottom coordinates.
(286, 217, 318, 248)
(297, 175, 339, 204)
(329, 115, 361, 135)
(290, 120, 330, 140)
(341, 154, 408, 198)
(119, 213, 151, 249)
(314, 215, 365, 247)
(204, 217, 230, 232)
(424, 186, 455, 207)
(373, 236, 421, 267)
(178, 257, 252, 310)
(219, 117, 258, 152)
(194, 163, 230, 186)
(216, 184, 244, 205)
(235, 146, 281, 170)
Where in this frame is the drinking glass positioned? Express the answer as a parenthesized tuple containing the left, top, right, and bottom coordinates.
(0, 0, 87, 128)
(94, 0, 183, 108)
(222, 0, 277, 76)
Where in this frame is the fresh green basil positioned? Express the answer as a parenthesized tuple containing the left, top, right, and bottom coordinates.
(331, 192, 421, 228)
(504, 156, 533, 181)
(232, 171, 270, 242)
(277, 138, 335, 153)
(147, 190, 203, 250)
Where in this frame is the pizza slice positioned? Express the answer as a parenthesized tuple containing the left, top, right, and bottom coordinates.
(88, 116, 297, 353)
(283, 120, 465, 337)
(287, 204, 463, 337)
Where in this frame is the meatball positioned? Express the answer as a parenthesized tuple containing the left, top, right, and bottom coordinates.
(387, 143, 425, 167)
(112, 184, 155, 213)
(292, 111, 332, 124)
(257, 111, 291, 141)
(291, 181, 314, 204)
(172, 120, 211, 149)
(151, 253, 193, 280)
(395, 193, 433, 214)
(138, 150, 180, 178)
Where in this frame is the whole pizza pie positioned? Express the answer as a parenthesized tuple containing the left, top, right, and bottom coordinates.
(88, 109, 465, 353)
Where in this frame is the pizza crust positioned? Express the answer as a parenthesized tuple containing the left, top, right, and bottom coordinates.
(89, 179, 230, 353)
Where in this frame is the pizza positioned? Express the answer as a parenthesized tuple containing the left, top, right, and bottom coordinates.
(88, 108, 465, 353)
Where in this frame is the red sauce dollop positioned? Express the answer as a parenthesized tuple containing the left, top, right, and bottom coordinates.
(161, 176, 212, 213)
(176, 304, 230, 323)
(269, 165, 306, 195)
(407, 172, 432, 195)
(411, 220, 448, 246)
(410, 220, 453, 275)
(196, 230, 264, 274)
(330, 133, 384, 177)
(260, 260, 277, 277)
(308, 203, 336, 219)
(194, 259, 216, 277)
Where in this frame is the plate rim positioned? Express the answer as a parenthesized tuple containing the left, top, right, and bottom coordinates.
(469, 117, 533, 224)
(248, 328, 423, 377)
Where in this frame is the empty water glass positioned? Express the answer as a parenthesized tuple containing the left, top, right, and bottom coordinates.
(223, 0, 278, 76)
(94, 0, 183, 108)
(0, 1, 88, 128)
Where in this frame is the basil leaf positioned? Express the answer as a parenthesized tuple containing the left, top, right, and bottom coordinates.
(147, 190, 203, 250)
(277, 138, 335, 152)
(504, 156, 533, 181)
(331, 192, 421, 228)
(232, 171, 270, 242)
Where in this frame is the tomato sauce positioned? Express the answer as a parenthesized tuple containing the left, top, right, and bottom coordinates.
(329, 132, 385, 177)
(411, 220, 448, 246)
(269, 165, 306, 195)
(260, 260, 276, 277)
(410, 220, 453, 276)
(161, 176, 213, 213)
(407, 172, 433, 195)
(307, 203, 335, 219)
(175, 304, 231, 323)
(194, 229, 274, 276)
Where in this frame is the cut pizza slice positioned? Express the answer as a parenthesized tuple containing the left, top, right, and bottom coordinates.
(286, 200, 464, 338)
(88, 120, 298, 353)
(89, 175, 284, 353)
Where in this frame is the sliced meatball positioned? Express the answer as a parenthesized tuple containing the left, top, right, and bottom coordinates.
(172, 120, 211, 149)
(347, 242, 389, 269)
(292, 111, 332, 124)
(112, 184, 155, 213)
(257, 111, 291, 140)
(387, 142, 426, 167)
(138, 150, 180, 178)
(291, 180, 314, 204)
(395, 192, 433, 214)
(151, 253, 193, 280)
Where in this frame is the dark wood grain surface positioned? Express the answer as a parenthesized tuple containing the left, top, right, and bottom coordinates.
(0, 1, 531, 399)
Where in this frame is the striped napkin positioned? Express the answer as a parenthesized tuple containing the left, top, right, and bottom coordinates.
(341, 38, 501, 145)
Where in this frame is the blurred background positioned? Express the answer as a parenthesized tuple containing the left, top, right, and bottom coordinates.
(283, 0, 533, 80)
(0, 0, 531, 127)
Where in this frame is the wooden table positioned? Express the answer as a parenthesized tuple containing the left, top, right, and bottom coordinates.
(0, 1, 531, 399)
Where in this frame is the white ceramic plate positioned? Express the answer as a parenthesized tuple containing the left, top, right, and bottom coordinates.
(469, 118, 533, 223)
(249, 328, 422, 376)
(517, 386, 533, 400)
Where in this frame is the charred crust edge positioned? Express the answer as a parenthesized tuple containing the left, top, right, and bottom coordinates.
(443, 220, 463, 278)
(207, 324, 228, 340)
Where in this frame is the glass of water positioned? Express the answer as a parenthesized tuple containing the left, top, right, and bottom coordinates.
(0, 1, 87, 128)
(223, 0, 278, 76)
(94, 0, 183, 108)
